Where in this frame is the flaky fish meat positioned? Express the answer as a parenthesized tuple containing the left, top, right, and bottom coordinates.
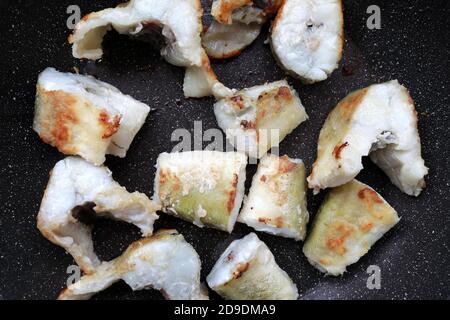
(308, 80, 428, 196)
(59, 230, 207, 300)
(238, 154, 309, 240)
(33, 68, 150, 165)
(214, 80, 308, 158)
(270, 0, 344, 83)
(37, 156, 159, 273)
(207, 233, 298, 300)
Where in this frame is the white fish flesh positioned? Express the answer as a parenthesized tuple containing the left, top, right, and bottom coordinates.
(307, 80, 428, 196)
(214, 80, 308, 158)
(207, 233, 298, 300)
(270, 0, 344, 83)
(33, 67, 150, 165)
(37, 156, 159, 273)
(58, 230, 207, 300)
(238, 154, 309, 240)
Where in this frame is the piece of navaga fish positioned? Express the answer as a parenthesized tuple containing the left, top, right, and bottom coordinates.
(214, 80, 308, 158)
(58, 229, 208, 300)
(33, 68, 150, 165)
(207, 233, 298, 300)
(270, 0, 344, 83)
(37, 156, 159, 274)
(202, 20, 262, 59)
(308, 80, 428, 196)
(238, 154, 309, 240)
(303, 180, 399, 276)
(153, 151, 247, 232)
(68, 0, 231, 99)
(203, 0, 282, 59)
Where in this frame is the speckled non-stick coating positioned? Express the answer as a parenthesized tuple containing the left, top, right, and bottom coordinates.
(0, 0, 449, 300)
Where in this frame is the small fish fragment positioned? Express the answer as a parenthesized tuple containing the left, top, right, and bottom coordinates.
(303, 179, 400, 276)
(68, 0, 231, 98)
(37, 156, 159, 273)
(203, 0, 282, 59)
(307, 80, 428, 196)
(33, 67, 150, 165)
(270, 0, 344, 83)
(211, 0, 255, 24)
(58, 229, 208, 300)
(153, 151, 247, 232)
(202, 20, 262, 59)
(238, 154, 309, 240)
(207, 233, 298, 300)
(214, 80, 308, 158)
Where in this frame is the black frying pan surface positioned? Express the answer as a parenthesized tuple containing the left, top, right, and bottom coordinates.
(0, 0, 449, 299)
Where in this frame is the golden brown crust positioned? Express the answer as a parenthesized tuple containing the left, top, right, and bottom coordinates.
(309, 88, 369, 178)
(211, 48, 243, 60)
(270, 0, 285, 31)
(336, 88, 368, 121)
(68, 13, 93, 44)
(125, 229, 178, 253)
(37, 90, 79, 154)
(332, 141, 348, 160)
(226, 173, 239, 214)
(252, 86, 294, 143)
(98, 112, 121, 139)
(325, 222, 353, 256)
(230, 95, 245, 109)
(278, 155, 296, 173)
(231, 262, 250, 280)
(200, 53, 219, 81)
(34, 87, 121, 163)
(275, 216, 284, 228)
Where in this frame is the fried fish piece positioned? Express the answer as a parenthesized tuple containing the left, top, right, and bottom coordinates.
(59, 230, 208, 300)
(238, 154, 309, 240)
(270, 0, 344, 83)
(153, 151, 247, 232)
(303, 179, 400, 276)
(207, 233, 298, 300)
(202, 20, 262, 59)
(37, 156, 159, 273)
(214, 80, 308, 158)
(68, 0, 231, 98)
(308, 80, 428, 196)
(33, 68, 150, 165)
(203, 0, 282, 59)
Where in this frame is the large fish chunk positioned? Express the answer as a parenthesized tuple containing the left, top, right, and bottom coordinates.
(308, 80, 428, 196)
(207, 233, 298, 300)
(203, 0, 282, 59)
(214, 80, 308, 158)
(37, 156, 159, 273)
(33, 68, 150, 165)
(68, 0, 231, 98)
(303, 180, 399, 276)
(238, 154, 309, 240)
(270, 0, 344, 83)
(153, 151, 247, 232)
(59, 230, 207, 300)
